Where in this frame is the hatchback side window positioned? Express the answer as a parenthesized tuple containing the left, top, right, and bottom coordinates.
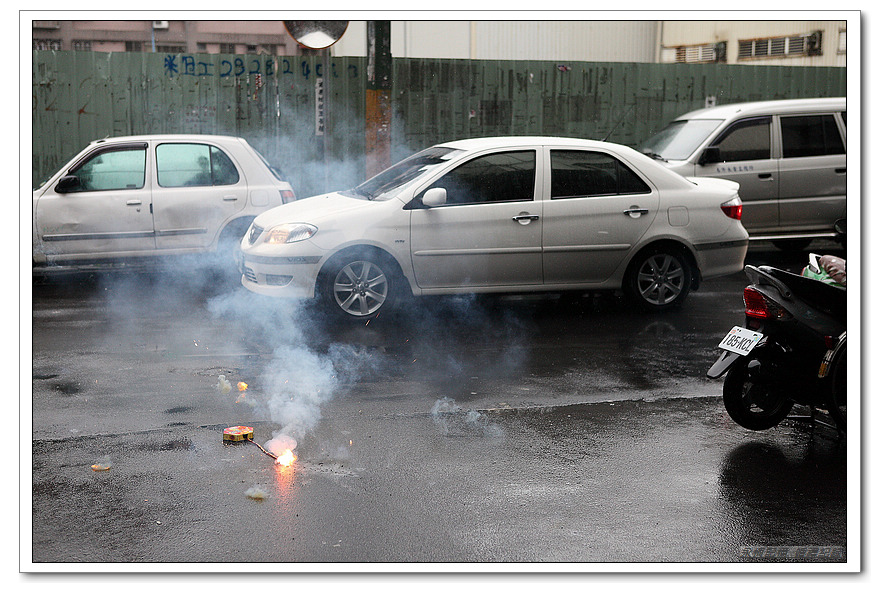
(156, 143, 241, 188)
(428, 150, 536, 205)
(780, 114, 845, 158)
(551, 150, 650, 198)
(710, 116, 771, 161)
(70, 147, 146, 191)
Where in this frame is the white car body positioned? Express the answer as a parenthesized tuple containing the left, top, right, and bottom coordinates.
(240, 137, 748, 317)
(33, 134, 294, 268)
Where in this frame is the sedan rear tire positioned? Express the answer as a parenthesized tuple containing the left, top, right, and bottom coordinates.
(624, 247, 692, 311)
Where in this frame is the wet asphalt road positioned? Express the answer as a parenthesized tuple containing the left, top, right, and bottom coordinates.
(27, 242, 850, 566)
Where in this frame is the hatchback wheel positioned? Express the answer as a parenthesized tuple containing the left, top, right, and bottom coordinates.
(624, 248, 692, 310)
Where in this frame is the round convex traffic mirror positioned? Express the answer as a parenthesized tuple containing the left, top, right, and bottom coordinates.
(283, 21, 349, 49)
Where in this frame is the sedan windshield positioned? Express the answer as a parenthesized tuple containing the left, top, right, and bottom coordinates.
(640, 119, 723, 161)
(347, 146, 462, 201)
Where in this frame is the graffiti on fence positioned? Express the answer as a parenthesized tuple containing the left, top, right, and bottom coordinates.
(163, 54, 360, 80)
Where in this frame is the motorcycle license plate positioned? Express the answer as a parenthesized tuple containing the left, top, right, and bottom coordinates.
(718, 326, 763, 357)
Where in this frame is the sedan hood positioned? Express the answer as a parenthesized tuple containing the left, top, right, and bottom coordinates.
(253, 191, 377, 227)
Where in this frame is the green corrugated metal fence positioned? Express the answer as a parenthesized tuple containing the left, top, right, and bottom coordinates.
(32, 51, 846, 197)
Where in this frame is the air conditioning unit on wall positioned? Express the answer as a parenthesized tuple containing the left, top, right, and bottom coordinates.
(152, 21, 169, 30)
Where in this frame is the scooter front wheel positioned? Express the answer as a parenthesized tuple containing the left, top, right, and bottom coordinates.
(722, 356, 794, 430)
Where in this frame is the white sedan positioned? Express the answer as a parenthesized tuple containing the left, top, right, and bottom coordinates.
(239, 137, 748, 318)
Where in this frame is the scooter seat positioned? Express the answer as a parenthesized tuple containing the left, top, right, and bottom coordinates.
(760, 266, 846, 321)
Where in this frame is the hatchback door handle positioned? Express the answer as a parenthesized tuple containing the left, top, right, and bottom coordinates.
(223, 195, 239, 201)
(758, 173, 773, 180)
(512, 214, 539, 223)
(126, 199, 142, 206)
(623, 208, 649, 218)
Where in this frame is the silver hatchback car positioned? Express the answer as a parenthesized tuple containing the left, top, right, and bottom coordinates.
(240, 137, 748, 319)
(33, 134, 295, 270)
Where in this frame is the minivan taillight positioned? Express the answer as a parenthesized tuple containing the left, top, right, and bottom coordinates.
(280, 189, 295, 204)
(721, 197, 743, 220)
(743, 286, 791, 320)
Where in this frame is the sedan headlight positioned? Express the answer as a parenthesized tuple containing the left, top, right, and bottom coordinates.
(264, 223, 318, 244)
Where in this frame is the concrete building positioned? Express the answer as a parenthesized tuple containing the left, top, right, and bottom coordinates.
(31, 18, 848, 67)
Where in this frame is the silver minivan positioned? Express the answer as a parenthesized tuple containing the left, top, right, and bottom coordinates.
(640, 98, 846, 248)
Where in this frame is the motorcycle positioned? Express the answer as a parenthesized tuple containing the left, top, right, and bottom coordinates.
(707, 253, 847, 433)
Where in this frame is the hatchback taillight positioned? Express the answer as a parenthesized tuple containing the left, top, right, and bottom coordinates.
(721, 197, 743, 220)
(280, 189, 295, 204)
(743, 286, 791, 320)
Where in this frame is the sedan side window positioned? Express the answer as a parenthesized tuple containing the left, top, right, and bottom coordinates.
(156, 143, 241, 188)
(710, 116, 771, 162)
(427, 150, 536, 206)
(550, 150, 650, 199)
(70, 147, 146, 191)
(780, 114, 846, 158)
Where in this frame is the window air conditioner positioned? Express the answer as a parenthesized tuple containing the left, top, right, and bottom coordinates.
(153, 21, 169, 30)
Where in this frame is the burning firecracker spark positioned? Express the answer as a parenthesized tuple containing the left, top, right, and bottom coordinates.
(238, 382, 248, 392)
(275, 449, 296, 467)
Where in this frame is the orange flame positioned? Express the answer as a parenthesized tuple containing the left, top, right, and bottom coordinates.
(275, 449, 296, 467)
(237, 382, 248, 392)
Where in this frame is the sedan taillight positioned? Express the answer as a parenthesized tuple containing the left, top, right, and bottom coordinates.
(721, 197, 743, 220)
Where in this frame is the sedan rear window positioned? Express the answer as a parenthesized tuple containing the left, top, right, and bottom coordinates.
(551, 150, 650, 198)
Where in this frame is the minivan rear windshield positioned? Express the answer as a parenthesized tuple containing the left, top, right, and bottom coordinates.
(641, 119, 723, 161)
(347, 146, 462, 201)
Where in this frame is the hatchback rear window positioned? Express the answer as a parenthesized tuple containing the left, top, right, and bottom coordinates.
(156, 143, 240, 187)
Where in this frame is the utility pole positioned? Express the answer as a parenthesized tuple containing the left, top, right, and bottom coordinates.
(366, 21, 392, 178)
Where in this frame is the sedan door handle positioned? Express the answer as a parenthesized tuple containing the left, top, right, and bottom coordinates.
(222, 195, 239, 201)
(512, 214, 540, 223)
(757, 173, 773, 180)
(126, 199, 142, 206)
(623, 208, 649, 218)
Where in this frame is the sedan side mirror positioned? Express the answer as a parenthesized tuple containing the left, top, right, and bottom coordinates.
(698, 146, 721, 166)
(422, 187, 447, 208)
(55, 175, 81, 193)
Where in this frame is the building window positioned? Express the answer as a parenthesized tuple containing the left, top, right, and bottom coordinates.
(156, 44, 185, 53)
(738, 32, 823, 60)
(72, 40, 92, 51)
(838, 30, 847, 54)
(668, 42, 726, 64)
(33, 38, 62, 51)
(219, 43, 236, 54)
(125, 41, 142, 52)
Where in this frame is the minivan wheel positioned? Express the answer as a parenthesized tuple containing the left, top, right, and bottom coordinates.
(624, 247, 692, 310)
(321, 251, 399, 319)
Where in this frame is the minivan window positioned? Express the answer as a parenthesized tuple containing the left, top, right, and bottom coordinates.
(551, 150, 650, 198)
(70, 147, 146, 191)
(780, 114, 845, 158)
(710, 116, 771, 161)
(156, 143, 240, 187)
(427, 150, 536, 206)
(640, 119, 723, 161)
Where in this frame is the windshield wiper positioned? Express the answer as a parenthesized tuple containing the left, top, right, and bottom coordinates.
(642, 150, 667, 162)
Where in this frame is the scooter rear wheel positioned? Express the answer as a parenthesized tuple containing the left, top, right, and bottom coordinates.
(827, 346, 846, 434)
(722, 357, 794, 430)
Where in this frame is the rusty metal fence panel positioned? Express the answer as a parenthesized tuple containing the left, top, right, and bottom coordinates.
(32, 51, 846, 196)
